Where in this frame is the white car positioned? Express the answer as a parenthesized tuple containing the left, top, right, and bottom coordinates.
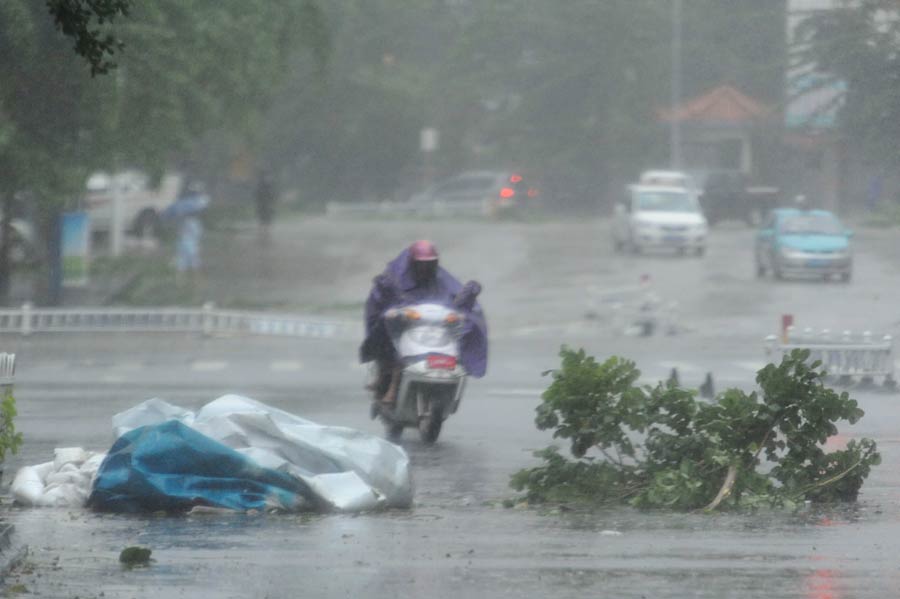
(613, 184, 708, 255)
(639, 170, 697, 191)
(84, 170, 183, 238)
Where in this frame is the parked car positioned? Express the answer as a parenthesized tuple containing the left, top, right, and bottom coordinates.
(697, 169, 779, 225)
(83, 170, 183, 238)
(755, 208, 852, 282)
(410, 170, 539, 217)
(613, 184, 708, 255)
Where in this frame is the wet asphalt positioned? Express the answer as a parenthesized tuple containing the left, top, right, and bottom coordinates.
(3, 218, 900, 598)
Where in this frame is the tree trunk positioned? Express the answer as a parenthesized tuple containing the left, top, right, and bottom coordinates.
(0, 192, 13, 306)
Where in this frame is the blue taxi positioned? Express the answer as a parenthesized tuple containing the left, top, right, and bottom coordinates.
(755, 209, 853, 282)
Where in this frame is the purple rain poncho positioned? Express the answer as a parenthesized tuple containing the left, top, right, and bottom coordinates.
(359, 248, 488, 378)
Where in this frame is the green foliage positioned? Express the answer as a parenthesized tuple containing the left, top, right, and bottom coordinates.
(0, 387, 23, 464)
(45, 0, 131, 75)
(511, 348, 880, 511)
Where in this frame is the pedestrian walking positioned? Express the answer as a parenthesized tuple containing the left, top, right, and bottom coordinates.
(162, 181, 209, 286)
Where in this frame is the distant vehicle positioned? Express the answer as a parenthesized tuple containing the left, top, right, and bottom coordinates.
(0, 195, 38, 266)
(613, 184, 708, 255)
(697, 169, 779, 225)
(83, 170, 183, 238)
(755, 208, 853, 282)
(410, 170, 539, 217)
(639, 170, 697, 190)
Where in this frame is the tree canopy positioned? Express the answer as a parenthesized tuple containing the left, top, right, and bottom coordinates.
(799, 0, 900, 164)
(0, 0, 329, 303)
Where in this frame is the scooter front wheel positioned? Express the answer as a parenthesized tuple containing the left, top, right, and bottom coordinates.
(417, 385, 446, 444)
(385, 420, 404, 442)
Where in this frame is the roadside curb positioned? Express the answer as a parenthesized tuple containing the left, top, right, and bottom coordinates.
(0, 523, 28, 581)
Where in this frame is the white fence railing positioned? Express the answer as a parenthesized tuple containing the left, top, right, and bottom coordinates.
(326, 199, 488, 218)
(0, 353, 14, 387)
(0, 304, 359, 339)
(765, 329, 895, 385)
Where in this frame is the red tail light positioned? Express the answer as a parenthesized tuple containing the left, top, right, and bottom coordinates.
(427, 355, 457, 370)
(499, 187, 515, 199)
(509, 174, 523, 183)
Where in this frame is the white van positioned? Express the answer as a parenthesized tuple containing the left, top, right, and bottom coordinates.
(613, 184, 708, 256)
(84, 170, 183, 238)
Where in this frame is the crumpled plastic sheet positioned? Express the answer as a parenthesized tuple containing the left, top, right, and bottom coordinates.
(11, 395, 412, 513)
(88, 420, 315, 513)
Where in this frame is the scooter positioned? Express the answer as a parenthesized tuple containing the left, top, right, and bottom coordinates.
(375, 303, 468, 443)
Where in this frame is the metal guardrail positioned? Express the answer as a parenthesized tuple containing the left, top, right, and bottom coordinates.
(587, 284, 680, 336)
(326, 199, 488, 218)
(0, 304, 359, 339)
(0, 353, 15, 387)
(765, 328, 895, 386)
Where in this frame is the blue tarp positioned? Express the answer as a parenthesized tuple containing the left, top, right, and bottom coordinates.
(87, 420, 315, 513)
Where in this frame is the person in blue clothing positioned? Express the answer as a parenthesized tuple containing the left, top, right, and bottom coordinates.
(360, 240, 488, 408)
(163, 181, 209, 285)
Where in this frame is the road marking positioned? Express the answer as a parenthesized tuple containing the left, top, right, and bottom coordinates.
(270, 361, 303, 372)
(191, 361, 227, 372)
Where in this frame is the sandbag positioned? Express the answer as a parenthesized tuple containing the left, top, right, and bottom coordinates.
(11, 449, 104, 507)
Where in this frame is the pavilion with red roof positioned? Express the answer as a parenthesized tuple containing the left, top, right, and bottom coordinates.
(659, 85, 774, 176)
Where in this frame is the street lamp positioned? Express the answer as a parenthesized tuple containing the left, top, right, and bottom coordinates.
(670, 0, 683, 170)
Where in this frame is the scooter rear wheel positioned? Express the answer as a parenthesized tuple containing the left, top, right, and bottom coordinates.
(418, 407, 443, 444)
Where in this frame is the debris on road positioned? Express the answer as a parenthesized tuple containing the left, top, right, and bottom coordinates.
(119, 546, 152, 568)
(511, 348, 880, 511)
(12, 395, 412, 513)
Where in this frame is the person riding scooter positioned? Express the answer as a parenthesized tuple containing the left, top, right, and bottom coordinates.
(359, 240, 488, 413)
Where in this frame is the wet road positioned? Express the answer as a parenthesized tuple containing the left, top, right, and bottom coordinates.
(4, 219, 900, 598)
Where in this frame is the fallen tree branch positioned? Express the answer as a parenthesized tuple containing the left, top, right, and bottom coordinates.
(703, 464, 738, 512)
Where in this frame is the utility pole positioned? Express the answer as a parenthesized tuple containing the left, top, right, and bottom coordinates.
(670, 0, 684, 170)
(110, 67, 126, 258)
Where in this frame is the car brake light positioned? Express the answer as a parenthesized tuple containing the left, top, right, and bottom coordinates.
(510, 174, 523, 183)
(499, 187, 515, 199)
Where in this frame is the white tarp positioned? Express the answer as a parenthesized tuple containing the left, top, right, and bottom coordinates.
(12, 395, 412, 512)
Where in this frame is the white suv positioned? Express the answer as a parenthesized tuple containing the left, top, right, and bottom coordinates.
(84, 170, 183, 238)
(613, 184, 708, 256)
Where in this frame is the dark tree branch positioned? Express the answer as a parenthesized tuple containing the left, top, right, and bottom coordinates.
(45, 0, 131, 75)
